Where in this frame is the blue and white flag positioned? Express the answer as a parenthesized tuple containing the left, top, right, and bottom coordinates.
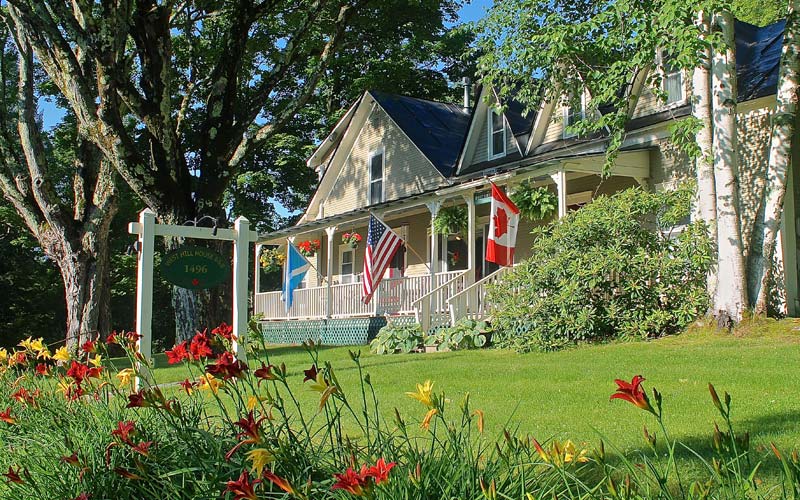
(281, 242, 311, 312)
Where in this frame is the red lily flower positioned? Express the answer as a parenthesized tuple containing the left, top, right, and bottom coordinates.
(11, 387, 39, 406)
(126, 390, 149, 408)
(189, 331, 213, 360)
(179, 378, 195, 394)
(113, 467, 142, 480)
(303, 364, 319, 382)
(35, 363, 50, 376)
(60, 452, 81, 466)
(107, 331, 118, 344)
(0, 407, 15, 425)
(225, 411, 266, 460)
(67, 361, 90, 385)
(363, 458, 396, 484)
(212, 322, 234, 341)
(2, 466, 23, 484)
(81, 339, 96, 354)
(331, 467, 367, 496)
(610, 375, 656, 415)
(205, 351, 248, 380)
(263, 470, 296, 495)
(254, 362, 277, 383)
(71, 494, 90, 500)
(130, 441, 153, 457)
(111, 421, 137, 445)
(226, 470, 260, 500)
(165, 341, 189, 364)
(123, 331, 142, 345)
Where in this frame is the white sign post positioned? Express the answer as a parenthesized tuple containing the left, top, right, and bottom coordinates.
(128, 210, 258, 388)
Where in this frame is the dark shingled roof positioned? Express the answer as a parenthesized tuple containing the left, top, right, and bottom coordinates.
(736, 19, 785, 101)
(370, 91, 471, 178)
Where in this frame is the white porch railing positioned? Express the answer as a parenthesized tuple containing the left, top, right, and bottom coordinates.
(447, 267, 511, 325)
(412, 270, 471, 332)
(254, 271, 463, 320)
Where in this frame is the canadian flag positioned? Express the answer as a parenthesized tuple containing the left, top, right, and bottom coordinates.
(486, 182, 520, 267)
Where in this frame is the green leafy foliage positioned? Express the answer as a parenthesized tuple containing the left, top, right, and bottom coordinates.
(510, 183, 558, 221)
(426, 318, 490, 351)
(432, 205, 468, 236)
(488, 186, 713, 352)
(370, 322, 424, 354)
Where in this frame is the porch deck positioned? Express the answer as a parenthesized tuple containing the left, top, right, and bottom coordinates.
(254, 270, 464, 321)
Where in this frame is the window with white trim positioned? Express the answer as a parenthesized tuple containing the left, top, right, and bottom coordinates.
(662, 55, 684, 105)
(563, 92, 585, 138)
(488, 108, 506, 159)
(339, 245, 356, 284)
(369, 149, 384, 205)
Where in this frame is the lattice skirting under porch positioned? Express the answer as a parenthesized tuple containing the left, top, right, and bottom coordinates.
(259, 316, 417, 345)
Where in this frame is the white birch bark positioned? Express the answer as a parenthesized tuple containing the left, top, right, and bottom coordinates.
(753, 0, 800, 314)
(692, 10, 718, 300)
(711, 11, 748, 322)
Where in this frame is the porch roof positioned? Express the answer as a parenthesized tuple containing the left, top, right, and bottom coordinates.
(257, 148, 651, 243)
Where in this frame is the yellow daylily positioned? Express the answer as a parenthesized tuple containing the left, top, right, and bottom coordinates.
(246, 394, 268, 411)
(116, 368, 135, 388)
(309, 373, 330, 393)
(534, 438, 589, 467)
(19, 337, 45, 353)
(0, 348, 8, 363)
(52, 346, 71, 362)
(89, 354, 103, 368)
(406, 380, 435, 408)
(245, 448, 274, 476)
(198, 373, 223, 395)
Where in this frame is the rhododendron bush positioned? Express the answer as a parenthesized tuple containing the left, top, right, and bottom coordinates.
(0, 324, 799, 499)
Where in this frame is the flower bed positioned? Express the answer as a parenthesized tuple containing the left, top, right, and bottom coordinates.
(0, 327, 798, 499)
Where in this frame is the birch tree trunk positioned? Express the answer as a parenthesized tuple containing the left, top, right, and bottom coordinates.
(711, 11, 748, 322)
(752, 0, 800, 314)
(693, 10, 718, 300)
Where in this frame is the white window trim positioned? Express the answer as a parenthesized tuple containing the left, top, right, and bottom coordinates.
(657, 51, 687, 108)
(368, 146, 385, 205)
(487, 108, 507, 160)
(338, 244, 357, 284)
(563, 92, 586, 139)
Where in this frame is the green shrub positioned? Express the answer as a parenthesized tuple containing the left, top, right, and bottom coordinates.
(369, 321, 424, 354)
(426, 318, 490, 351)
(487, 186, 712, 352)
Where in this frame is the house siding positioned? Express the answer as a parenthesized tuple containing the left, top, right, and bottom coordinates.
(469, 107, 518, 166)
(321, 106, 444, 218)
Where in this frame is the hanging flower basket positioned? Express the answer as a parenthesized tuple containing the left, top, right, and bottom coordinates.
(510, 183, 558, 221)
(259, 247, 285, 273)
(433, 205, 467, 236)
(342, 232, 363, 249)
(297, 239, 320, 257)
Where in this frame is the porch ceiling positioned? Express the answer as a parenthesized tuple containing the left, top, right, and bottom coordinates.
(257, 148, 651, 244)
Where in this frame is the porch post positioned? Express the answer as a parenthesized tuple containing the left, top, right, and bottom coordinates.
(462, 192, 476, 284)
(550, 168, 568, 219)
(254, 244, 262, 295)
(325, 226, 337, 319)
(425, 200, 443, 332)
(232, 216, 250, 362)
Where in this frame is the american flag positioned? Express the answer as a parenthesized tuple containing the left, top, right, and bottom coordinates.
(362, 214, 404, 304)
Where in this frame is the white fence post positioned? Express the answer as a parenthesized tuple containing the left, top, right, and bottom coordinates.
(232, 216, 250, 361)
(134, 209, 155, 388)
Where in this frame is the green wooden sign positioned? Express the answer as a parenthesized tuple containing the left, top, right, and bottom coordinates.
(161, 245, 230, 290)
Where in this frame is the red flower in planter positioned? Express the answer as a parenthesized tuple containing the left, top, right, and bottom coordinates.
(206, 351, 248, 380)
(226, 470, 260, 500)
(165, 341, 189, 364)
(610, 375, 656, 415)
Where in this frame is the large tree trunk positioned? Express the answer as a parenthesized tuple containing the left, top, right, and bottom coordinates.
(751, 0, 800, 314)
(711, 11, 748, 323)
(693, 10, 718, 301)
(59, 241, 111, 350)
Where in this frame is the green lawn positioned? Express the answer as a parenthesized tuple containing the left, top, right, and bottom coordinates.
(144, 318, 800, 474)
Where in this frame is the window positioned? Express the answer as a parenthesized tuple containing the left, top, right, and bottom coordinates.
(369, 149, 384, 205)
(563, 92, 585, 138)
(488, 109, 506, 159)
(339, 245, 356, 284)
(662, 55, 684, 104)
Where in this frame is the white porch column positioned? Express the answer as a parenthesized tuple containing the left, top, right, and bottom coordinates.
(550, 168, 568, 219)
(462, 192, 476, 284)
(254, 243, 263, 295)
(325, 226, 337, 319)
(426, 200, 443, 282)
(134, 209, 155, 389)
(232, 216, 250, 362)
